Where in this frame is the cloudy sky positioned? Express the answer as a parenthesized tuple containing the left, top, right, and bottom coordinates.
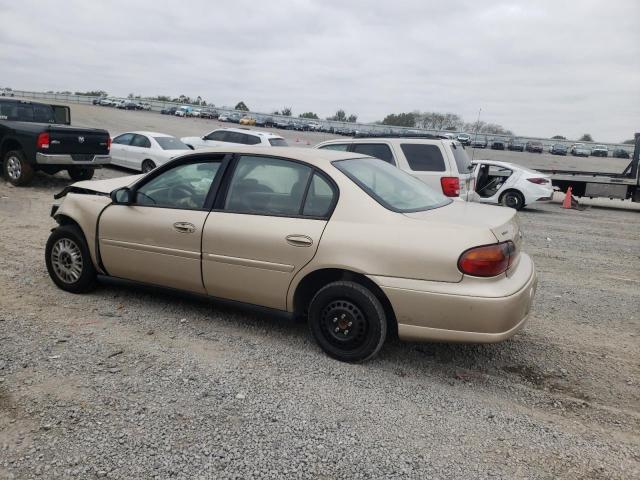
(1, 0, 638, 141)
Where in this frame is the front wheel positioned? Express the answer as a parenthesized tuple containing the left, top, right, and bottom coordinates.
(3, 150, 34, 186)
(67, 167, 95, 181)
(308, 281, 387, 362)
(501, 190, 525, 210)
(141, 159, 156, 173)
(45, 225, 97, 293)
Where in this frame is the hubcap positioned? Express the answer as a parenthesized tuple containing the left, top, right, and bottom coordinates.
(6, 156, 21, 180)
(51, 238, 83, 284)
(506, 194, 520, 208)
(321, 300, 367, 348)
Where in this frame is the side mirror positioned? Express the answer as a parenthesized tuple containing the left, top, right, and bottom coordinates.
(110, 187, 133, 205)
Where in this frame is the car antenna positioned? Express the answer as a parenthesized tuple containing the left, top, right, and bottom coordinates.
(471, 107, 482, 164)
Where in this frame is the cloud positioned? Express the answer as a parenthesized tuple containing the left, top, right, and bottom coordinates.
(0, 0, 638, 141)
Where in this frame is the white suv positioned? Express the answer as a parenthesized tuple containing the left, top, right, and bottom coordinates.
(181, 128, 288, 150)
(314, 136, 474, 200)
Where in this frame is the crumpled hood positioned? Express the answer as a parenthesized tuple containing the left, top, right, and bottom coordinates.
(54, 174, 143, 198)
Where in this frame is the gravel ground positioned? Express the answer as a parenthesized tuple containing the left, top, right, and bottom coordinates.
(0, 105, 639, 479)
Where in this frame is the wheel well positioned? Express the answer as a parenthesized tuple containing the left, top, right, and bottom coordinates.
(54, 214, 82, 230)
(1, 139, 22, 157)
(293, 268, 398, 337)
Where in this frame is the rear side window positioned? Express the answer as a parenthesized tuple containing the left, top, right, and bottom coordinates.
(244, 134, 261, 145)
(401, 144, 445, 172)
(303, 173, 335, 217)
(131, 135, 151, 148)
(352, 143, 395, 164)
(319, 144, 349, 151)
(450, 143, 472, 173)
(269, 138, 288, 146)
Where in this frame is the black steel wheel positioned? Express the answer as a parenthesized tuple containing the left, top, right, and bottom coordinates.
(501, 190, 525, 210)
(308, 281, 387, 362)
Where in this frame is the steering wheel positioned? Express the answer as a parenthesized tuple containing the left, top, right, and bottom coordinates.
(169, 184, 197, 200)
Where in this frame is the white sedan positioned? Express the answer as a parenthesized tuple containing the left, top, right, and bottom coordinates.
(471, 160, 554, 210)
(110, 132, 193, 173)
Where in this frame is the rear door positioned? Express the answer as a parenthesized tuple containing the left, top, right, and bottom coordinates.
(109, 133, 135, 168)
(202, 154, 337, 310)
(128, 134, 152, 170)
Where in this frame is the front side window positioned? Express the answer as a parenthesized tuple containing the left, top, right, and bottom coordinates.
(113, 133, 134, 145)
(401, 144, 446, 172)
(224, 155, 312, 216)
(131, 134, 151, 148)
(334, 158, 451, 212)
(352, 143, 395, 164)
(135, 161, 221, 210)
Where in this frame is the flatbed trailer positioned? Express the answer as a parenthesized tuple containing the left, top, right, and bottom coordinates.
(537, 133, 640, 203)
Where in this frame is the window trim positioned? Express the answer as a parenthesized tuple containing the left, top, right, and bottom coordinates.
(124, 153, 232, 212)
(212, 153, 340, 220)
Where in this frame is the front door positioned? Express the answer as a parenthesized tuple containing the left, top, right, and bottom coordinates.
(99, 157, 225, 293)
(202, 155, 337, 310)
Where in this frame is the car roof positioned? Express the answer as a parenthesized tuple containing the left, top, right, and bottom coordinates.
(215, 127, 283, 138)
(317, 137, 455, 146)
(471, 159, 516, 168)
(119, 131, 173, 137)
(190, 146, 364, 166)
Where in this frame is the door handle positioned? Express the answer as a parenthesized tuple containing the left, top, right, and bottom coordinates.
(173, 222, 196, 234)
(286, 234, 313, 247)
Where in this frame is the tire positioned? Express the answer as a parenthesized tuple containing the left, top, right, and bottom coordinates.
(45, 225, 97, 293)
(501, 190, 525, 210)
(3, 150, 34, 186)
(141, 159, 156, 173)
(308, 281, 387, 362)
(67, 167, 95, 181)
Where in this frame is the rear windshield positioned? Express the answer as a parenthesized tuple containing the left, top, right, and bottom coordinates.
(450, 143, 472, 173)
(269, 138, 289, 146)
(154, 136, 189, 150)
(334, 158, 451, 212)
(0, 100, 56, 123)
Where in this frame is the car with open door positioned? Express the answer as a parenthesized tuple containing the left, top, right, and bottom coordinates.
(46, 147, 536, 362)
(109, 131, 192, 173)
(471, 160, 553, 210)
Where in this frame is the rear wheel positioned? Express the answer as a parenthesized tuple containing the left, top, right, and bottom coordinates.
(141, 159, 156, 173)
(3, 150, 34, 186)
(308, 281, 387, 362)
(501, 190, 525, 210)
(45, 225, 97, 293)
(67, 167, 95, 181)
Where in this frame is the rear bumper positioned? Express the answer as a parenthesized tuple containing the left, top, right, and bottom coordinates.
(36, 153, 111, 166)
(370, 254, 537, 343)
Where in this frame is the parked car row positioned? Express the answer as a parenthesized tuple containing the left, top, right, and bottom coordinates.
(94, 97, 151, 110)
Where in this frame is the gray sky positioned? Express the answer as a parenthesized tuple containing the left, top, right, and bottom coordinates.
(1, 0, 638, 142)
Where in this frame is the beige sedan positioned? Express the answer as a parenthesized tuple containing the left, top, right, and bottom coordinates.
(46, 147, 537, 362)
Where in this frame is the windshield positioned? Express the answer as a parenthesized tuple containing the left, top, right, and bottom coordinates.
(269, 138, 288, 146)
(154, 136, 189, 150)
(334, 158, 452, 212)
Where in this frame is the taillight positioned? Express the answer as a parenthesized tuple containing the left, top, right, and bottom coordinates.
(440, 177, 460, 197)
(527, 178, 548, 184)
(458, 241, 517, 277)
(107, 137, 112, 151)
(36, 132, 50, 150)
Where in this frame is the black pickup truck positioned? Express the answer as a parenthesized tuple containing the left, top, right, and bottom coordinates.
(0, 98, 111, 186)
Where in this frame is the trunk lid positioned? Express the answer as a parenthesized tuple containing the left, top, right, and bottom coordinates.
(46, 125, 110, 156)
(404, 201, 522, 248)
